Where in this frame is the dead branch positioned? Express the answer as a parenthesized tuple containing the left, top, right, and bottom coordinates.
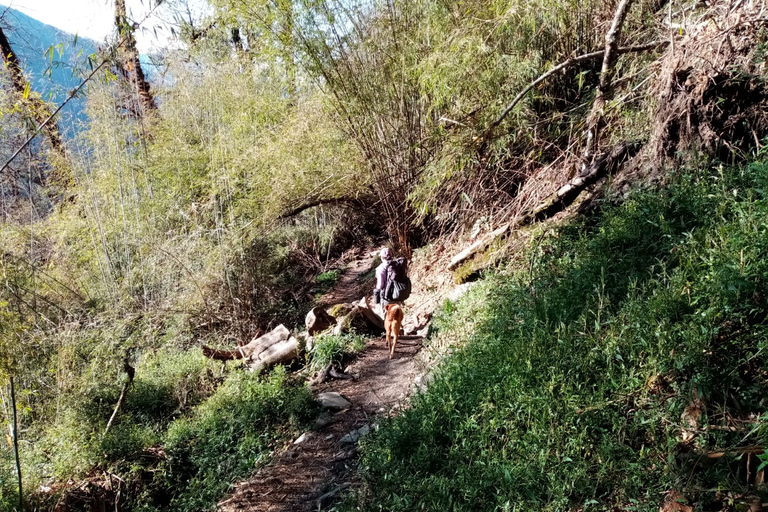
(104, 382, 128, 434)
(0, 56, 109, 175)
(0, 27, 65, 154)
(706, 445, 765, 459)
(519, 141, 641, 224)
(598, 0, 636, 96)
(447, 223, 511, 271)
(201, 345, 247, 361)
(479, 41, 668, 148)
(105, 360, 135, 434)
(449, 141, 641, 271)
(585, 0, 637, 159)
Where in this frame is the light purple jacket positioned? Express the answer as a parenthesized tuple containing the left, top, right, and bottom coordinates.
(375, 261, 388, 291)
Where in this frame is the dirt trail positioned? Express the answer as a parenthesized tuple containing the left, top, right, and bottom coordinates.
(317, 249, 378, 307)
(217, 250, 424, 512)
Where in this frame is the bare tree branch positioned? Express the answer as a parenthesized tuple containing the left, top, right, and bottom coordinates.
(278, 196, 368, 219)
(584, 0, 636, 159)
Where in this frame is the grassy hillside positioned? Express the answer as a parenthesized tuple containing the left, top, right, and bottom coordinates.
(351, 159, 768, 511)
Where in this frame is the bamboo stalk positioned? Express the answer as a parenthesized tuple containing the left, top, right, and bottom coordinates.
(10, 377, 23, 512)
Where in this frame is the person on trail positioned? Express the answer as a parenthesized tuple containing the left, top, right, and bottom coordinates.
(373, 247, 412, 316)
(374, 248, 392, 314)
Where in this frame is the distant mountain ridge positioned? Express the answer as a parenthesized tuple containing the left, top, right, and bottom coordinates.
(0, 4, 99, 138)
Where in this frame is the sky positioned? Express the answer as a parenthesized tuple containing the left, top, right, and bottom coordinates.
(1, 0, 209, 52)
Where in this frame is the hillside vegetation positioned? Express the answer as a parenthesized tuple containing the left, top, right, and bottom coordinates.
(353, 160, 768, 511)
(0, 0, 767, 510)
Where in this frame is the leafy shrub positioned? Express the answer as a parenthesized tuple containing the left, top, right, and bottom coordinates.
(157, 366, 315, 511)
(315, 269, 342, 295)
(32, 348, 220, 481)
(309, 331, 367, 371)
(351, 160, 768, 511)
(0, 449, 20, 512)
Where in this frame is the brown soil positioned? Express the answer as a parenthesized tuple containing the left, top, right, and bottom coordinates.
(216, 250, 425, 512)
(317, 249, 378, 307)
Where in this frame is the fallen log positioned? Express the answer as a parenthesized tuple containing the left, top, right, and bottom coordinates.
(519, 141, 641, 225)
(447, 223, 511, 271)
(248, 336, 301, 373)
(447, 142, 640, 272)
(202, 324, 291, 361)
(706, 445, 765, 459)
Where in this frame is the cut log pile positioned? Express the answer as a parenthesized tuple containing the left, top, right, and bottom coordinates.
(202, 297, 385, 372)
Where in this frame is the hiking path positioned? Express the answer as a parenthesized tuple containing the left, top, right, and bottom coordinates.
(216, 249, 425, 512)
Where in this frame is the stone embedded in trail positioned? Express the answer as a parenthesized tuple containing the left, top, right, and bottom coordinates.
(313, 411, 339, 430)
(316, 392, 351, 411)
(306, 307, 336, 335)
(339, 424, 371, 445)
(293, 432, 311, 445)
(332, 298, 385, 335)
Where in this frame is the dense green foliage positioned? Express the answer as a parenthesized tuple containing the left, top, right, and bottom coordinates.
(352, 160, 768, 511)
(156, 367, 314, 511)
(1, 0, 763, 509)
(0, 19, 366, 511)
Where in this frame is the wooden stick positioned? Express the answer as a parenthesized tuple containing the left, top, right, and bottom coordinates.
(585, 0, 637, 160)
(105, 381, 128, 434)
(706, 445, 765, 459)
(278, 196, 367, 219)
(0, 57, 109, 175)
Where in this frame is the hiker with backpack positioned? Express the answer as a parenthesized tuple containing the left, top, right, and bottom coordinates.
(373, 247, 411, 315)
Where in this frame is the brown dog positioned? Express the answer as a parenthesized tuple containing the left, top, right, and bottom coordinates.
(384, 303, 404, 359)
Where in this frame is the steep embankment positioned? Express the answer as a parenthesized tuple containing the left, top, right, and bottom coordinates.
(337, 3, 768, 509)
(348, 161, 768, 511)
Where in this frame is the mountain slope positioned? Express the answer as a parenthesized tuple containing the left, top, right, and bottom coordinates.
(0, 4, 98, 138)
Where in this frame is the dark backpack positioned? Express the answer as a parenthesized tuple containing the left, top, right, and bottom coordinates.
(384, 257, 411, 302)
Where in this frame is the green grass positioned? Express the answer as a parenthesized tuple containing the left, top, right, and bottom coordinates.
(349, 160, 768, 511)
(316, 269, 343, 295)
(309, 331, 367, 371)
(136, 366, 315, 511)
(23, 348, 315, 512)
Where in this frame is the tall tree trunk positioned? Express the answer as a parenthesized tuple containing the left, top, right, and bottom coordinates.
(0, 27, 65, 154)
(114, 0, 157, 116)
